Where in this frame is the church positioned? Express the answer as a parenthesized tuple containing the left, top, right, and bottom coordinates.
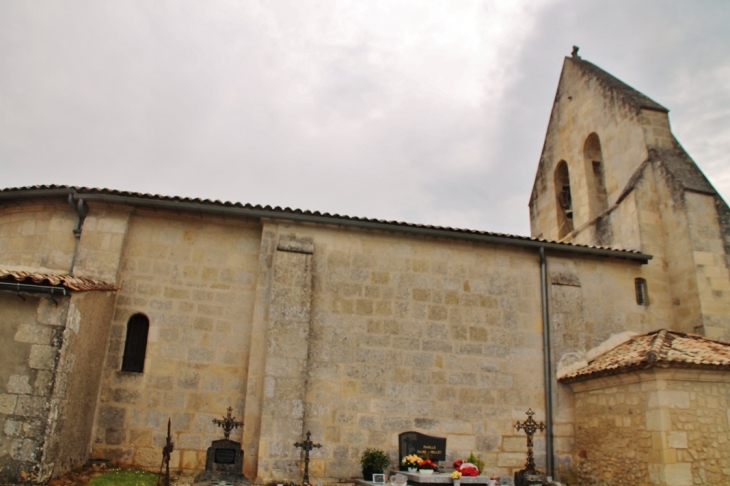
(1, 51, 729, 486)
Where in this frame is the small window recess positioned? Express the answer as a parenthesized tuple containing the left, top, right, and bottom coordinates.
(554, 161, 574, 238)
(635, 278, 648, 306)
(121, 313, 149, 373)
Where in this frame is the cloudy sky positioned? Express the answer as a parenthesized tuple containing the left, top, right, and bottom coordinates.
(1, 1, 728, 236)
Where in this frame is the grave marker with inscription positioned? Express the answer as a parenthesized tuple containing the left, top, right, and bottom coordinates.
(398, 431, 446, 468)
(194, 407, 251, 485)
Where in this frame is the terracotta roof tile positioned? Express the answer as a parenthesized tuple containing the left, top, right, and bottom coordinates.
(558, 329, 730, 383)
(0, 185, 649, 260)
(0, 269, 119, 292)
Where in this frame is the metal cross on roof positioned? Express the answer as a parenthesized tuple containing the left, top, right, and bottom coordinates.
(294, 430, 322, 484)
(514, 408, 546, 473)
(212, 406, 243, 440)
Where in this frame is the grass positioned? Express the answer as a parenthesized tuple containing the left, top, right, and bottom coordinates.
(86, 469, 159, 486)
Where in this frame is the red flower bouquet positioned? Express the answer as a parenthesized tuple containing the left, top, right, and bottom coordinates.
(418, 459, 439, 471)
(457, 463, 479, 476)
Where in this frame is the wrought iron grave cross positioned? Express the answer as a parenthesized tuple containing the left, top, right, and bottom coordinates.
(294, 430, 322, 484)
(212, 406, 243, 440)
(159, 418, 174, 486)
(514, 409, 546, 473)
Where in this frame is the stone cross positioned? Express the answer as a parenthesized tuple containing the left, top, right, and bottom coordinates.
(514, 409, 546, 473)
(212, 406, 243, 440)
(294, 430, 322, 484)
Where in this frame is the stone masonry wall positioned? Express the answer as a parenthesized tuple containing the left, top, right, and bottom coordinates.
(0, 290, 116, 484)
(248, 234, 314, 481)
(546, 253, 658, 473)
(91, 210, 262, 473)
(298, 224, 546, 480)
(41, 291, 117, 480)
(240, 223, 655, 481)
(569, 369, 730, 486)
(0, 201, 77, 273)
(0, 293, 69, 483)
(530, 57, 650, 244)
(684, 192, 730, 340)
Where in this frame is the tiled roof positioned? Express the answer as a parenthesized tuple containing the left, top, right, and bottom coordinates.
(0, 185, 650, 261)
(558, 329, 730, 383)
(0, 269, 119, 292)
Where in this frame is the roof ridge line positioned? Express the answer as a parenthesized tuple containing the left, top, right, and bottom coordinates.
(646, 329, 668, 364)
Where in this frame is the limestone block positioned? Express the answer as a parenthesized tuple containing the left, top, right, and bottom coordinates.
(10, 437, 39, 462)
(98, 405, 126, 428)
(6, 374, 32, 394)
(0, 393, 18, 414)
(14, 323, 54, 344)
(662, 431, 685, 452)
(662, 463, 693, 486)
(14, 395, 47, 418)
(4, 418, 23, 436)
(497, 452, 525, 467)
(28, 344, 57, 370)
(648, 390, 690, 409)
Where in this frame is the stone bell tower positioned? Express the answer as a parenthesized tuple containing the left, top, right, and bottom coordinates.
(529, 47, 730, 339)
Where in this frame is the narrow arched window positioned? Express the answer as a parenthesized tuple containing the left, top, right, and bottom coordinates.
(121, 314, 149, 372)
(635, 278, 648, 306)
(555, 161, 574, 238)
(583, 133, 608, 218)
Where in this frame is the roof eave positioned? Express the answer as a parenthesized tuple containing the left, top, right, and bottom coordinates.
(0, 187, 653, 263)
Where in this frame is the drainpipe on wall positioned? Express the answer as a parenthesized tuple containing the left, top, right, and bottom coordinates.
(68, 194, 87, 275)
(539, 246, 555, 478)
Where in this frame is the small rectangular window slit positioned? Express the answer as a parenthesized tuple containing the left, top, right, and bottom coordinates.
(635, 278, 648, 306)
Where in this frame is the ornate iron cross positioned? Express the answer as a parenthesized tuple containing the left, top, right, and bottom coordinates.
(514, 409, 546, 473)
(161, 418, 174, 486)
(213, 406, 243, 440)
(294, 430, 322, 484)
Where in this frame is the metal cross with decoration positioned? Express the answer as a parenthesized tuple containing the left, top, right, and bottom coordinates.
(294, 430, 322, 484)
(158, 418, 174, 486)
(212, 406, 243, 440)
(514, 409, 546, 473)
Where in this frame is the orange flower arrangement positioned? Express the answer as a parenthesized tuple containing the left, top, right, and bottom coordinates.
(418, 459, 439, 471)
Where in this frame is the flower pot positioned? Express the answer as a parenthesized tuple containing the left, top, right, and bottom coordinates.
(363, 470, 382, 482)
(454, 480, 461, 486)
(419, 470, 434, 475)
(408, 468, 417, 473)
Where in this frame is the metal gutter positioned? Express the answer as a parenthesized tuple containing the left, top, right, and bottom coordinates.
(64, 192, 652, 263)
(0, 282, 68, 296)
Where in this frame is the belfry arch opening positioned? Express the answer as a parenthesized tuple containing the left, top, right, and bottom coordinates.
(554, 160, 573, 239)
(583, 133, 608, 217)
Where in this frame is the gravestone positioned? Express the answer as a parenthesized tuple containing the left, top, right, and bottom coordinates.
(194, 438, 250, 485)
(194, 407, 250, 485)
(398, 431, 446, 466)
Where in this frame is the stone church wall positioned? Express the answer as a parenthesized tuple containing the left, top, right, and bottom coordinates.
(240, 222, 656, 481)
(568, 369, 730, 486)
(0, 201, 77, 273)
(0, 293, 62, 484)
(0, 290, 115, 483)
(91, 210, 263, 472)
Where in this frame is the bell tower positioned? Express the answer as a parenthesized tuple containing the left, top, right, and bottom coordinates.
(530, 48, 730, 339)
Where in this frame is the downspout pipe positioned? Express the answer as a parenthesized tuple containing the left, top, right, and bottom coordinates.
(68, 194, 87, 275)
(540, 246, 554, 478)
